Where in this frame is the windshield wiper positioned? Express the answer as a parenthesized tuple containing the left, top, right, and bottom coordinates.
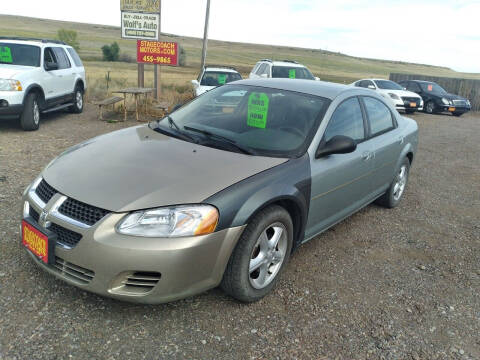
(149, 116, 198, 143)
(184, 125, 256, 155)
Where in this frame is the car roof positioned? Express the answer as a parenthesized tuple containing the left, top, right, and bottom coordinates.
(0, 39, 69, 47)
(228, 78, 353, 100)
(204, 67, 239, 73)
(270, 61, 306, 68)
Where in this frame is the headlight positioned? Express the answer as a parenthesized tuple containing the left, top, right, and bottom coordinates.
(388, 93, 400, 100)
(0, 79, 22, 91)
(441, 98, 451, 105)
(466, 99, 471, 106)
(116, 205, 219, 237)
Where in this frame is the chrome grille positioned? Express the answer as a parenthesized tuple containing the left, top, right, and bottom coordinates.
(453, 99, 466, 106)
(35, 179, 57, 203)
(58, 197, 109, 226)
(51, 257, 94, 284)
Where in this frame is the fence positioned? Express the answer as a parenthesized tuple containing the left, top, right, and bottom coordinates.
(389, 73, 480, 111)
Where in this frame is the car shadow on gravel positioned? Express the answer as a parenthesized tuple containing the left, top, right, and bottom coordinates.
(0, 110, 72, 132)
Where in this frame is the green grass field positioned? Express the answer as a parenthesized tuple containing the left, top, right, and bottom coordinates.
(1, 14, 479, 100)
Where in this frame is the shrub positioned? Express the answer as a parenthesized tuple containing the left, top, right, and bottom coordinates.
(57, 29, 80, 50)
(101, 42, 120, 62)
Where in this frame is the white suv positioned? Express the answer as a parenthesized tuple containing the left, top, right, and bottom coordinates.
(249, 59, 319, 81)
(0, 38, 86, 131)
(191, 65, 242, 97)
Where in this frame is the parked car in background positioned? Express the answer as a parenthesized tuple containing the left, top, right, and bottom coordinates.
(0, 37, 86, 130)
(249, 59, 319, 81)
(21, 78, 417, 304)
(191, 65, 242, 97)
(352, 79, 423, 114)
(398, 80, 471, 116)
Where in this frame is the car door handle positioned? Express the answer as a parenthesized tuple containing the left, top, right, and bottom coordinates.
(398, 135, 405, 144)
(361, 151, 373, 161)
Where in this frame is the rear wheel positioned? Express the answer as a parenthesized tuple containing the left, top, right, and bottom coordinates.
(221, 205, 293, 302)
(69, 87, 84, 113)
(375, 158, 410, 208)
(20, 92, 40, 131)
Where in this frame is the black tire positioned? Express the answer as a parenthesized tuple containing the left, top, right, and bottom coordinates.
(69, 87, 84, 113)
(375, 158, 410, 208)
(424, 101, 435, 114)
(20, 92, 40, 131)
(221, 205, 294, 302)
(453, 112, 463, 117)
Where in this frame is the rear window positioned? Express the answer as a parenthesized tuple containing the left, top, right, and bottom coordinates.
(200, 71, 242, 86)
(0, 43, 41, 67)
(66, 47, 83, 67)
(272, 66, 314, 80)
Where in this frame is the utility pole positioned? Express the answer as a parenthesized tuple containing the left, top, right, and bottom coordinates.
(154, 0, 162, 99)
(200, 0, 211, 72)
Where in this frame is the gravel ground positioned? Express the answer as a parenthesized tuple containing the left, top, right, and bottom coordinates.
(0, 106, 479, 360)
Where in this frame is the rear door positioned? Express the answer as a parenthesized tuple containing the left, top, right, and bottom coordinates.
(361, 96, 402, 196)
(41, 47, 63, 102)
(52, 47, 75, 97)
(306, 96, 376, 239)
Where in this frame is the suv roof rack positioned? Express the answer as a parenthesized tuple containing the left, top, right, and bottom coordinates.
(280, 59, 298, 64)
(0, 37, 66, 45)
(204, 64, 238, 71)
(259, 59, 272, 62)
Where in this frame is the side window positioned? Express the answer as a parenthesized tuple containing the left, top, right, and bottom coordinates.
(256, 63, 267, 75)
(52, 47, 71, 69)
(324, 97, 365, 143)
(365, 80, 375, 89)
(410, 82, 421, 93)
(44, 47, 56, 66)
(363, 97, 395, 136)
(251, 63, 260, 73)
(66, 47, 83, 67)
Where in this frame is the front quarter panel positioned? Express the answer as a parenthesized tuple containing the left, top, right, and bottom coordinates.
(204, 153, 311, 248)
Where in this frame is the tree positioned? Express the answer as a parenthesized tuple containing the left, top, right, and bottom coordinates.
(57, 29, 80, 50)
(101, 42, 120, 62)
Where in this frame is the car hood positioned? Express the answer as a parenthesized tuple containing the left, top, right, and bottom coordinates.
(379, 89, 421, 98)
(42, 125, 287, 212)
(442, 93, 467, 101)
(0, 64, 34, 79)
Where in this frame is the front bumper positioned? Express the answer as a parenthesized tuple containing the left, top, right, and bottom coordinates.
(0, 91, 24, 119)
(393, 97, 423, 112)
(22, 180, 245, 304)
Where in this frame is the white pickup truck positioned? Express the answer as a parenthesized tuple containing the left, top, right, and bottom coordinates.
(0, 38, 87, 130)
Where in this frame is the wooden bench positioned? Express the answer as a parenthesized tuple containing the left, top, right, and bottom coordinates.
(151, 101, 170, 114)
(93, 96, 123, 120)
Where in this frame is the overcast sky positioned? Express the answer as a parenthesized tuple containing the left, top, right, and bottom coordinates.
(2, 0, 480, 72)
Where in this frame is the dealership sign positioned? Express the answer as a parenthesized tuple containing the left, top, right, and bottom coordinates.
(121, 12, 159, 40)
(121, 0, 159, 13)
(137, 40, 178, 66)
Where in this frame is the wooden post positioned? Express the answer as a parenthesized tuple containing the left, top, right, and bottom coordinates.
(200, 0, 211, 72)
(155, 0, 162, 100)
(138, 63, 144, 87)
(123, 93, 127, 122)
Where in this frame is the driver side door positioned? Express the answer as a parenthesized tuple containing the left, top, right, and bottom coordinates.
(305, 96, 376, 240)
(41, 47, 63, 104)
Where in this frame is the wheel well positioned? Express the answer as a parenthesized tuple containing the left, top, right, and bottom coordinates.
(24, 86, 45, 109)
(406, 152, 413, 164)
(75, 80, 85, 92)
(248, 198, 304, 252)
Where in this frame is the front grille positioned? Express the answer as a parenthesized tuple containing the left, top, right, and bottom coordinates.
(401, 96, 420, 104)
(51, 256, 94, 284)
(49, 222, 82, 248)
(453, 99, 466, 106)
(35, 179, 57, 204)
(58, 197, 109, 226)
(29, 207, 40, 222)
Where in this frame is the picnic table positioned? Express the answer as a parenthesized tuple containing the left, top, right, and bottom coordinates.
(112, 87, 155, 121)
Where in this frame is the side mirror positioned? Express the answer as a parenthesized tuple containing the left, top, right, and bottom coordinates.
(260, 73, 268, 78)
(403, 87, 407, 91)
(315, 77, 320, 81)
(191, 80, 199, 88)
(315, 135, 357, 158)
(45, 61, 58, 71)
(367, 84, 376, 90)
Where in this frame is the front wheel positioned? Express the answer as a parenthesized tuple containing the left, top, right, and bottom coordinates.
(221, 205, 293, 302)
(424, 101, 435, 114)
(20, 92, 40, 131)
(375, 158, 410, 208)
(69, 87, 84, 113)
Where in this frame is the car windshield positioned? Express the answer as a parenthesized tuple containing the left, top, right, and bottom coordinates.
(420, 82, 447, 95)
(272, 66, 315, 80)
(0, 43, 41, 67)
(374, 80, 403, 90)
(153, 84, 329, 158)
(200, 71, 242, 86)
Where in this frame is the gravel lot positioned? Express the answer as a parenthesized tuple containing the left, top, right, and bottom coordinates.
(0, 106, 479, 360)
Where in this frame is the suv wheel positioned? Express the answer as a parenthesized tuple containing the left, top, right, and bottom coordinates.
(69, 87, 84, 113)
(221, 205, 293, 302)
(20, 92, 40, 131)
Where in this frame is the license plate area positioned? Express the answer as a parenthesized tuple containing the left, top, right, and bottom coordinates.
(448, 107, 456, 112)
(22, 218, 56, 264)
(410, 102, 417, 107)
